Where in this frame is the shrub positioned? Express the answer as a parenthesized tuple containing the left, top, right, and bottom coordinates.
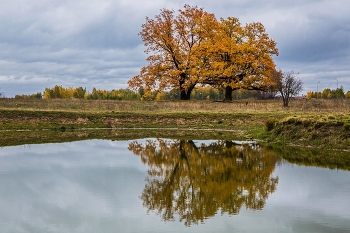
(314, 121, 326, 129)
(343, 124, 350, 131)
(311, 133, 318, 140)
(285, 117, 297, 124)
(302, 120, 312, 127)
(265, 118, 277, 132)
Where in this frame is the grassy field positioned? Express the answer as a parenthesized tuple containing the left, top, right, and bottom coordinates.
(1, 97, 350, 113)
(0, 98, 350, 150)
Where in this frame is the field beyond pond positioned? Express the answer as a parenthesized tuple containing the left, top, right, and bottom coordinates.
(0, 98, 350, 150)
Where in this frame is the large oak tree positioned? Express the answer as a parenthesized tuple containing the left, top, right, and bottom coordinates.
(128, 5, 216, 100)
(128, 5, 278, 101)
(198, 18, 279, 101)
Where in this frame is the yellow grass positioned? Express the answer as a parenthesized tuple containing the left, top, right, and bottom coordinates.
(1, 98, 350, 114)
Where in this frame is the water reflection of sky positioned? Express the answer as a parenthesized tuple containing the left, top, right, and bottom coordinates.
(0, 139, 349, 233)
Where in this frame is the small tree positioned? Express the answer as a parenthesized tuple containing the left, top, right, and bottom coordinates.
(335, 86, 345, 98)
(271, 70, 303, 107)
(345, 91, 350, 99)
(73, 87, 86, 99)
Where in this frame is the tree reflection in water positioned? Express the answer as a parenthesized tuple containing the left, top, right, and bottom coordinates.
(128, 139, 280, 226)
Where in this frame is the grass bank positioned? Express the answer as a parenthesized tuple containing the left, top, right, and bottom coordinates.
(0, 98, 350, 150)
(265, 115, 350, 150)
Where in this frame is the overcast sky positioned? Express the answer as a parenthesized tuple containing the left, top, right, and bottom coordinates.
(0, 0, 349, 97)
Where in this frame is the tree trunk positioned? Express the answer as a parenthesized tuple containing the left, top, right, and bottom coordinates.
(223, 86, 233, 102)
(179, 84, 195, 100)
(186, 85, 195, 100)
(179, 77, 190, 100)
(180, 90, 188, 100)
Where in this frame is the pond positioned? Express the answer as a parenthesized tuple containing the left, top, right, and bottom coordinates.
(0, 139, 349, 233)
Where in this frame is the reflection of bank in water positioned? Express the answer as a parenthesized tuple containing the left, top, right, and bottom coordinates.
(269, 145, 350, 171)
(128, 139, 281, 226)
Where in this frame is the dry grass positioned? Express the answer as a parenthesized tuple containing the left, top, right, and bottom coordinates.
(1, 98, 350, 113)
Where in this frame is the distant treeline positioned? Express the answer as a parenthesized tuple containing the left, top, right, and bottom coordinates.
(14, 85, 350, 100)
(14, 85, 273, 101)
(15, 86, 139, 100)
(306, 86, 350, 99)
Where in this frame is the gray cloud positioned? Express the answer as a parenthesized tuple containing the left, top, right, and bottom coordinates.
(1, 0, 350, 96)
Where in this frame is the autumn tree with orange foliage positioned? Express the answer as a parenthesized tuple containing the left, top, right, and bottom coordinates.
(128, 5, 215, 100)
(199, 18, 279, 101)
(128, 5, 278, 101)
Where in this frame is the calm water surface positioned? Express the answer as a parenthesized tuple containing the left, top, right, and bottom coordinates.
(0, 139, 349, 233)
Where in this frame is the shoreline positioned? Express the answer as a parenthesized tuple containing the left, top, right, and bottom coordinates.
(0, 99, 349, 150)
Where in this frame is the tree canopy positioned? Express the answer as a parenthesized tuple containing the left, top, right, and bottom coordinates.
(128, 5, 279, 101)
